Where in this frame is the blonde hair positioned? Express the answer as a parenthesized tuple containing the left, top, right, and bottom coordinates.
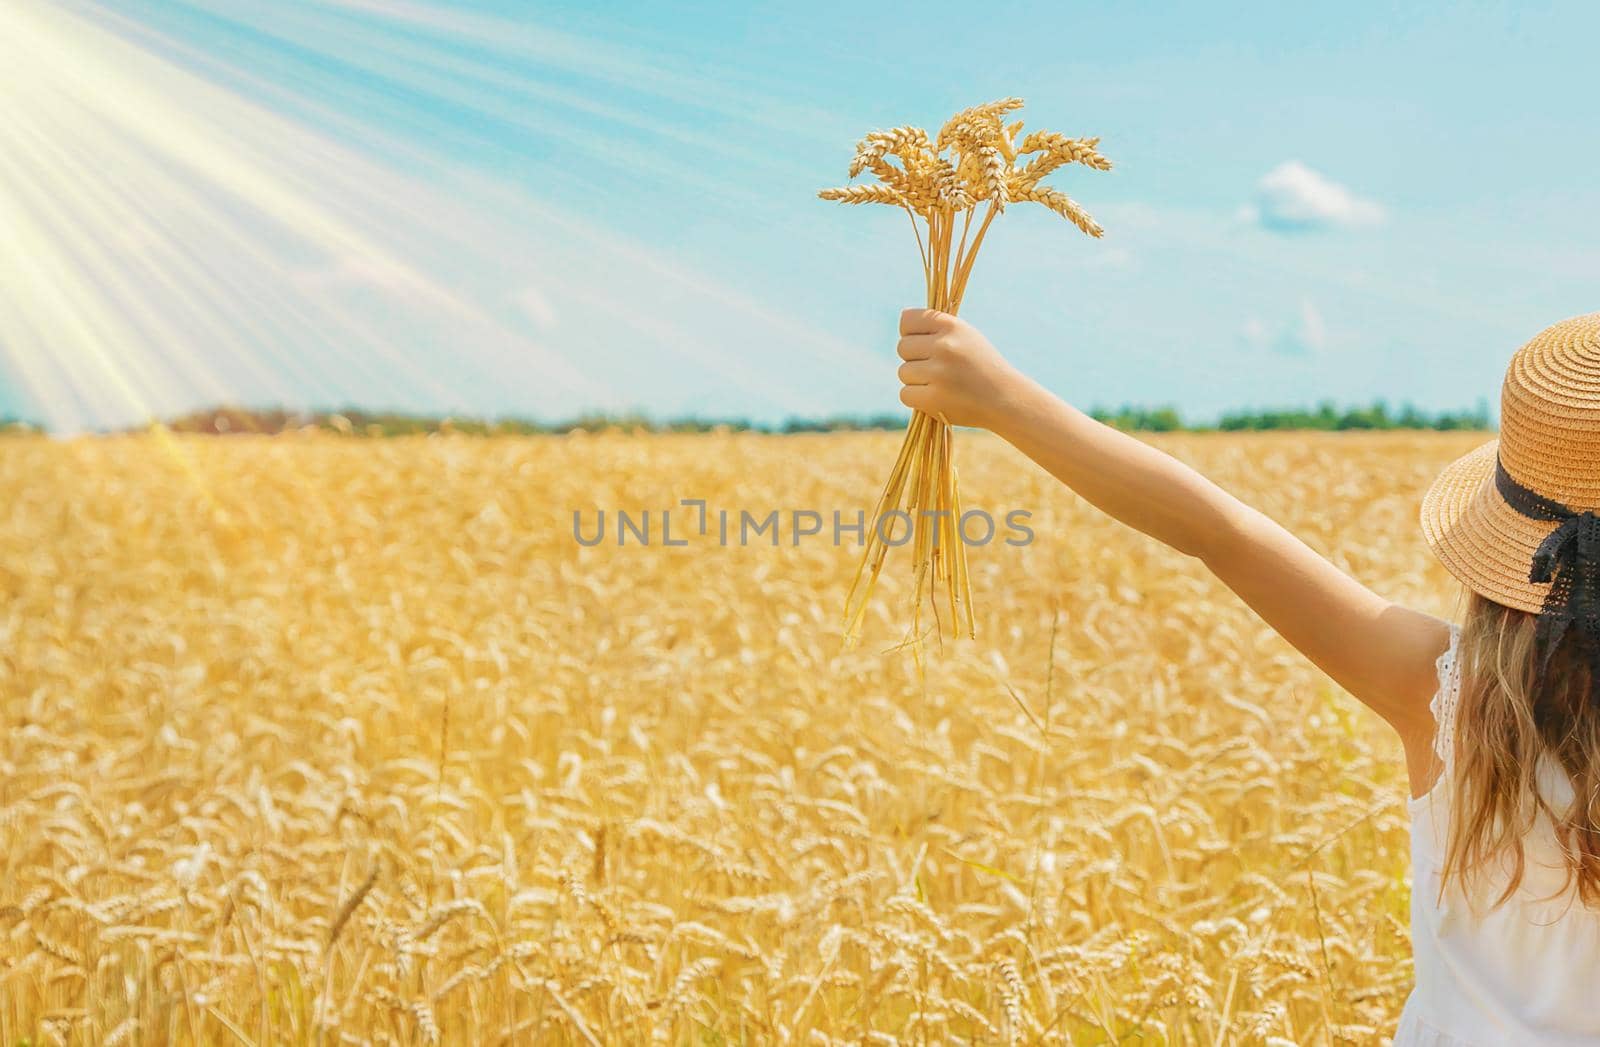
(1443, 588, 1600, 907)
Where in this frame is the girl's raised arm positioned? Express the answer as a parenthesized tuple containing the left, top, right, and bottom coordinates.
(895, 308, 1452, 745)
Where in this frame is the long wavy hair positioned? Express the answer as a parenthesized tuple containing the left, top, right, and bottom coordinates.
(1442, 588, 1600, 908)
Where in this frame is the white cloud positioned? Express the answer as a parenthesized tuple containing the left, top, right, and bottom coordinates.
(1297, 299, 1327, 350)
(1241, 161, 1384, 232)
(514, 286, 558, 329)
(1240, 298, 1328, 356)
(1240, 316, 1269, 346)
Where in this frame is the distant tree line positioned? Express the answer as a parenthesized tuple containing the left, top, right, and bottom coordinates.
(142, 407, 917, 437)
(1215, 398, 1492, 432)
(1091, 398, 1492, 433)
(0, 399, 1494, 437)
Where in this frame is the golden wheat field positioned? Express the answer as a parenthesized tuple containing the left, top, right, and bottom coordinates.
(0, 429, 1484, 1045)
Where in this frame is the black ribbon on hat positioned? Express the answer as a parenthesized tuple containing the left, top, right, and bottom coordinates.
(1493, 454, 1600, 694)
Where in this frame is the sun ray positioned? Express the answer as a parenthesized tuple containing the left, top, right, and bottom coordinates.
(0, 0, 881, 435)
(0, 2, 597, 432)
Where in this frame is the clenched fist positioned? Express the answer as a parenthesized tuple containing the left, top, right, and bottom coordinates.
(895, 308, 1029, 431)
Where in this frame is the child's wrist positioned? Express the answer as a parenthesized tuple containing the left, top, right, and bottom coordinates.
(988, 371, 1047, 440)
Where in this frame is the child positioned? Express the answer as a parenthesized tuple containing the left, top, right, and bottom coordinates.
(895, 308, 1600, 1045)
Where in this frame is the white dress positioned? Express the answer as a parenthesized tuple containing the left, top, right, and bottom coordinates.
(1394, 623, 1600, 1046)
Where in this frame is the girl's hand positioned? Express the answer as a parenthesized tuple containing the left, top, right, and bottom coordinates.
(896, 308, 1029, 431)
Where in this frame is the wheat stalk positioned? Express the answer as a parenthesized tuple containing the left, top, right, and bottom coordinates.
(1012, 187, 1105, 238)
(817, 185, 908, 207)
(820, 98, 1111, 651)
(326, 865, 378, 951)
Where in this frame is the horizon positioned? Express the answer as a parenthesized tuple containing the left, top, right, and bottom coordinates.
(0, 394, 1495, 436)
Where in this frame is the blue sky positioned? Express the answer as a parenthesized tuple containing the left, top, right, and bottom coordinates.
(3, 1, 1599, 430)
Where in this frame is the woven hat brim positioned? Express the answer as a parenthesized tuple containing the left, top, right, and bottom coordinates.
(1419, 437, 1555, 615)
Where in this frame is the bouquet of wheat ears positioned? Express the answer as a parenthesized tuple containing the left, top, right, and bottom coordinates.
(821, 98, 1111, 651)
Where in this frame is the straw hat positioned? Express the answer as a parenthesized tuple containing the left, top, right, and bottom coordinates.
(1421, 312, 1600, 614)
